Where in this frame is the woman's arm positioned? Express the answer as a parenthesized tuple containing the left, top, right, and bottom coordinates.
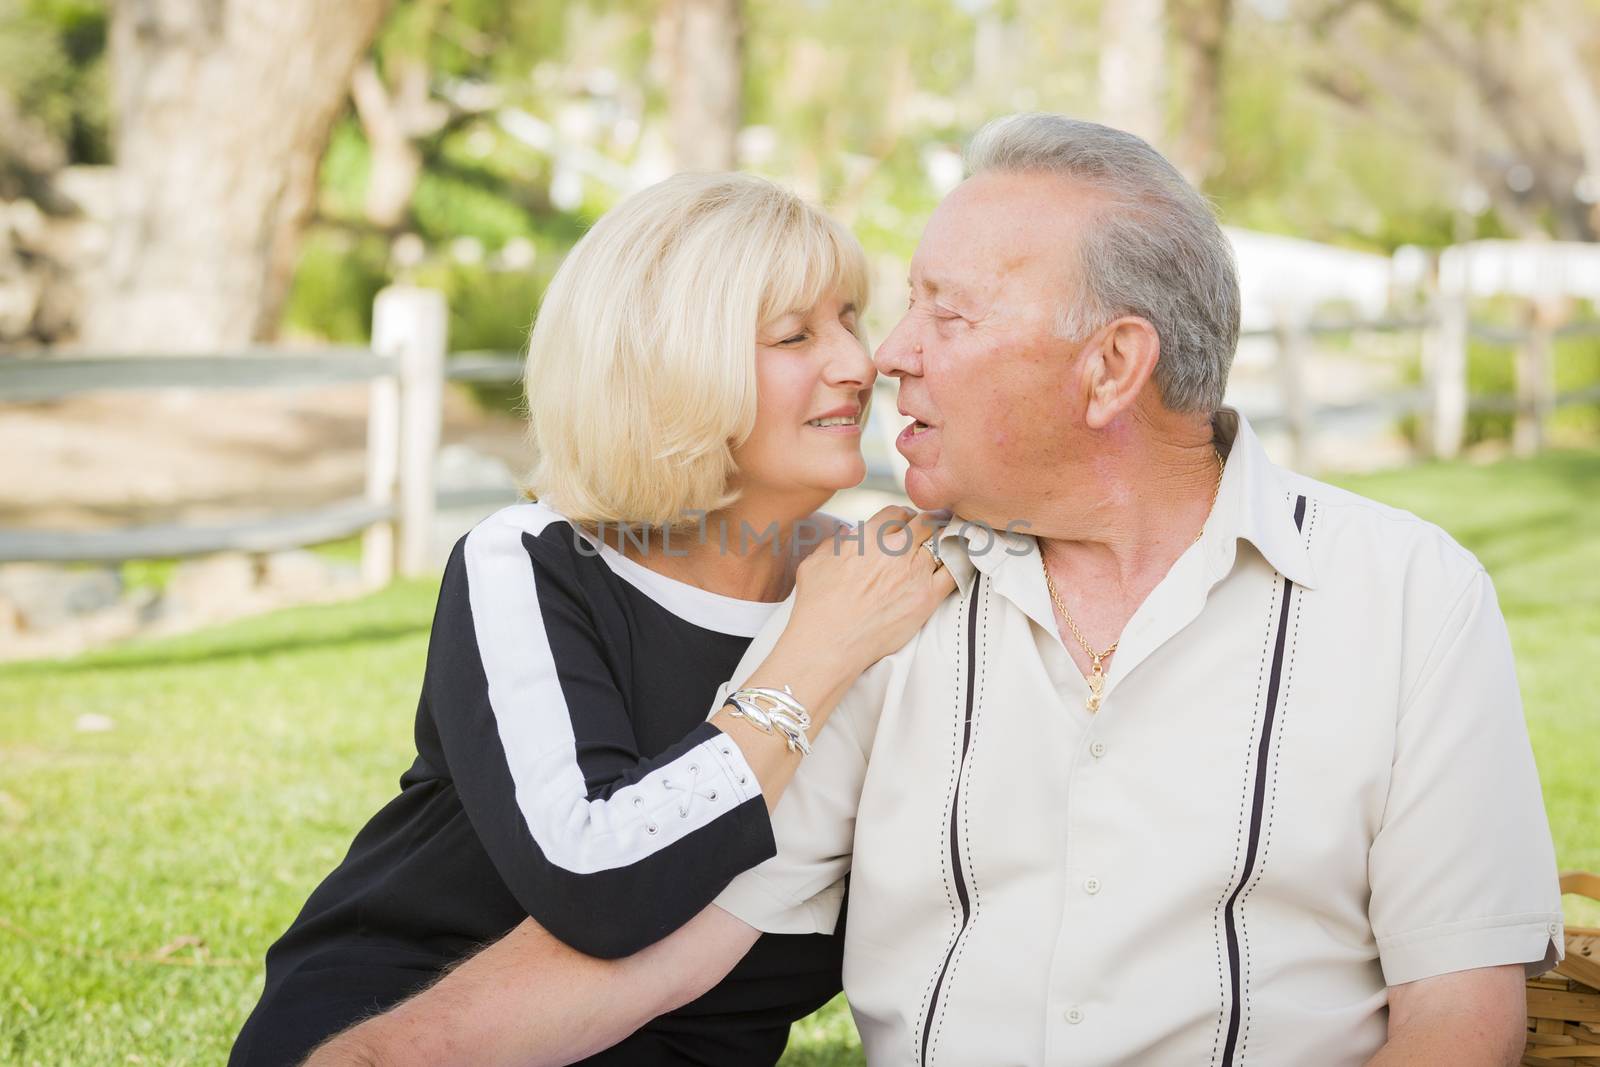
(305, 908, 761, 1067)
(425, 505, 949, 960)
(711, 506, 951, 809)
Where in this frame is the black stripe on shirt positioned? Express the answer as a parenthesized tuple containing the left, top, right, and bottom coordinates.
(1218, 493, 1307, 1066)
(920, 576, 985, 1067)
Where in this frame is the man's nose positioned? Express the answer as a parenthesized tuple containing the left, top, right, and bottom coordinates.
(875, 312, 922, 378)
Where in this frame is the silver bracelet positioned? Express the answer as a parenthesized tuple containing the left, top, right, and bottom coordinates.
(724, 693, 775, 733)
(723, 686, 813, 756)
(740, 686, 812, 729)
(725, 695, 811, 756)
(727, 694, 811, 756)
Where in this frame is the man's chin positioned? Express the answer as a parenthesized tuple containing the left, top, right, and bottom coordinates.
(902, 467, 957, 511)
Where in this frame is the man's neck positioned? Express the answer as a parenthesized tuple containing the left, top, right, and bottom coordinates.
(1029, 410, 1221, 654)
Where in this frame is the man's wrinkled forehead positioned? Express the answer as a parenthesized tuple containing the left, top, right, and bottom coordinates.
(910, 172, 1081, 296)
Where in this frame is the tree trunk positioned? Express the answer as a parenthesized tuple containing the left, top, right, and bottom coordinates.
(667, 0, 742, 172)
(1170, 0, 1231, 186)
(1098, 0, 1167, 150)
(81, 0, 391, 353)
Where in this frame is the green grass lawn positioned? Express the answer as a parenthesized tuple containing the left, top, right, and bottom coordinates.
(2, 450, 1598, 1066)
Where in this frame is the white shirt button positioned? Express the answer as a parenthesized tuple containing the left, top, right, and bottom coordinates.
(1089, 740, 1107, 758)
(1065, 1006, 1084, 1025)
(1084, 877, 1101, 895)
(1549, 921, 1562, 936)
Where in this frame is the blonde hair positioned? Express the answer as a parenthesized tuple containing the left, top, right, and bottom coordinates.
(522, 172, 870, 528)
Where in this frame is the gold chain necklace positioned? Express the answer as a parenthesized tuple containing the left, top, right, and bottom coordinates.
(1041, 447, 1224, 713)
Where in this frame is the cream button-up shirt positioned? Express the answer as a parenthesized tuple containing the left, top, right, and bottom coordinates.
(712, 411, 1562, 1067)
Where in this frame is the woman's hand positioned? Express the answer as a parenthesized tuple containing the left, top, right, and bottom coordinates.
(789, 506, 956, 673)
(714, 506, 957, 812)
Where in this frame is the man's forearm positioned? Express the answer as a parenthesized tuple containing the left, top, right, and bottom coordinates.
(303, 906, 759, 1067)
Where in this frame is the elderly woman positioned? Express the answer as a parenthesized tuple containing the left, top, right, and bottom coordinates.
(229, 173, 953, 1067)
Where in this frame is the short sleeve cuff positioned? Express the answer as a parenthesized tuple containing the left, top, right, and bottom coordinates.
(1377, 912, 1565, 986)
(714, 871, 845, 936)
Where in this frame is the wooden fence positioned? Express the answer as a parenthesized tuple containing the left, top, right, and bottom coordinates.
(2, 285, 1598, 579)
(1240, 308, 1600, 472)
(0, 287, 522, 584)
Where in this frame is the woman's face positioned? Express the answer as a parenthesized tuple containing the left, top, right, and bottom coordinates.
(732, 289, 875, 503)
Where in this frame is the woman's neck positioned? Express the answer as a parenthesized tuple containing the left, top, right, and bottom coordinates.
(613, 492, 831, 603)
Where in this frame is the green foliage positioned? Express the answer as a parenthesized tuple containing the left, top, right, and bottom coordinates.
(410, 165, 544, 245)
(2, 452, 1598, 1063)
(1456, 300, 1600, 445)
(313, 120, 374, 227)
(376, 0, 571, 88)
(411, 260, 543, 354)
(0, 0, 109, 164)
(280, 229, 391, 344)
(1460, 333, 1600, 445)
(1207, 26, 1446, 248)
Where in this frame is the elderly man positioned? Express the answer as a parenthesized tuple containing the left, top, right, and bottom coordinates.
(314, 114, 1562, 1066)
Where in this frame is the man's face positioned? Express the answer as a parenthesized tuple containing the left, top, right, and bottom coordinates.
(876, 171, 1097, 522)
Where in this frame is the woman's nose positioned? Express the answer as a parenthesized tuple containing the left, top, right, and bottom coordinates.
(823, 326, 876, 386)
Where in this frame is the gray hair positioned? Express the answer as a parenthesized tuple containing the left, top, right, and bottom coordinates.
(964, 113, 1239, 414)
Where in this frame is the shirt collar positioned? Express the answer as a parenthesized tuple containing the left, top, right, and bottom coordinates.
(928, 407, 1317, 602)
(931, 513, 1027, 601)
(1205, 409, 1318, 589)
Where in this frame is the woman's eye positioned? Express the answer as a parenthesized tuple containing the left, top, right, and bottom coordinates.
(780, 331, 810, 345)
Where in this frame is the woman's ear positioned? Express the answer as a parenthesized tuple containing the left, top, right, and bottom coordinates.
(1083, 316, 1160, 430)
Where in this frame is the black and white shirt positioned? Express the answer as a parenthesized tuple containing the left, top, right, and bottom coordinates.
(244, 501, 843, 1065)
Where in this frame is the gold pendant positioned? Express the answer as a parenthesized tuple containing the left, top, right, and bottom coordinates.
(1085, 668, 1105, 713)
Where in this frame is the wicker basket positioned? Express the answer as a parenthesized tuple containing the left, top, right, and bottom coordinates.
(1523, 873, 1600, 1065)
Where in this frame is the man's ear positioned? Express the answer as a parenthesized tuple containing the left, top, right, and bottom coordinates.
(1081, 316, 1160, 430)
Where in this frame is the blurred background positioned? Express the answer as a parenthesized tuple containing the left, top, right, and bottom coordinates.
(1, 0, 1597, 1063)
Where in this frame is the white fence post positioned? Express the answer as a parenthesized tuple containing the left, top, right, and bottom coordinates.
(371, 286, 448, 580)
(361, 363, 400, 589)
(1513, 298, 1563, 459)
(1271, 306, 1313, 471)
(1423, 293, 1468, 460)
